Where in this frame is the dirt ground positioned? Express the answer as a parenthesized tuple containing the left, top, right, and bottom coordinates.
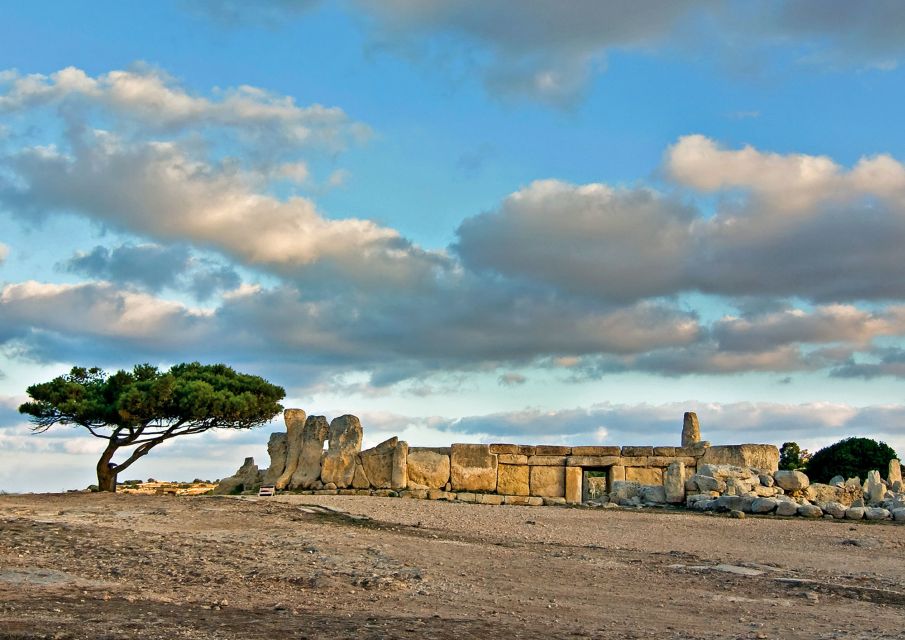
(1, 493, 904, 639)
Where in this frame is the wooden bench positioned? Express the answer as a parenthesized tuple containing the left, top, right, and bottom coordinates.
(258, 485, 276, 497)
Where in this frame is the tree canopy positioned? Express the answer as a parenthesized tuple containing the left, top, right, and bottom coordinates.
(805, 437, 898, 483)
(20, 363, 285, 491)
(778, 442, 810, 471)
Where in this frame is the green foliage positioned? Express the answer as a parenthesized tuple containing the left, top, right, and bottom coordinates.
(19, 363, 285, 486)
(805, 437, 899, 483)
(779, 442, 810, 471)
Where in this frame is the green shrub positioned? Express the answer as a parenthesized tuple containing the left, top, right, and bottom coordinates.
(779, 442, 810, 470)
(805, 437, 898, 483)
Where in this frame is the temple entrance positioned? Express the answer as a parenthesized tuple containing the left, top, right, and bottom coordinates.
(582, 467, 610, 502)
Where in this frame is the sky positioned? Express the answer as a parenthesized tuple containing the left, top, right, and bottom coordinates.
(3, 1, 905, 491)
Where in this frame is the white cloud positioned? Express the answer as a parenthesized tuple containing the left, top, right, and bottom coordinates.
(0, 242, 8, 263)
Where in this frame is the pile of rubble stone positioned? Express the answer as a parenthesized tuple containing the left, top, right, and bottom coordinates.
(609, 459, 904, 522)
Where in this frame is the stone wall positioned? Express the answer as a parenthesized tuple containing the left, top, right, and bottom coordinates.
(215, 410, 784, 508)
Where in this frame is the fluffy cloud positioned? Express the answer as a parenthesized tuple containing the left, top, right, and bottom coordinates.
(0, 242, 8, 263)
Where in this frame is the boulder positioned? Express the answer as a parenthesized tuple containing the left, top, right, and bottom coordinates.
(275, 409, 307, 490)
(823, 501, 847, 518)
(359, 437, 398, 489)
(682, 411, 701, 447)
(866, 470, 886, 504)
(450, 444, 498, 492)
(797, 504, 823, 518)
(497, 464, 530, 496)
(865, 507, 891, 521)
(289, 415, 330, 489)
(261, 432, 288, 485)
(889, 459, 903, 486)
(320, 415, 363, 489)
(845, 507, 866, 520)
(610, 480, 641, 504)
(529, 465, 565, 498)
(775, 501, 799, 516)
(664, 461, 686, 504)
(829, 475, 845, 487)
(639, 485, 667, 504)
(806, 483, 861, 506)
(715, 495, 755, 513)
(407, 448, 451, 489)
(751, 497, 778, 513)
(759, 474, 775, 487)
(212, 457, 260, 495)
(774, 470, 809, 491)
(689, 474, 726, 493)
(892, 508, 905, 522)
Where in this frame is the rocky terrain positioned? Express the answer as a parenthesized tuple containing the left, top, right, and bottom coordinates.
(2, 492, 905, 639)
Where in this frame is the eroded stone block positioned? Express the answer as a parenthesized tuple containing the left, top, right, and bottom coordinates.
(407, 448, 451, 489)
(497, 464, 530, 496)
(565, 466, 582, 504)
(625, 467, 663, 485)
(529, 465, 565, 497)
(700, 444, 780, 471)
(320, 415, 363, 489)
(450, 444, 498, 492)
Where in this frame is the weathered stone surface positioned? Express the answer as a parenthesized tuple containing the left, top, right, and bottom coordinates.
(571, 446, 621, 456)
(565, 466, 582, 504)
(489, 444, 518, 454)
(845, 507, 866, 520)
(700, 445, 780, 471)
(639, 485, 667, 504)
(889, 459, 903, 485)
(664, 461, 685, 504)
(565, 455, 620, 467)
(653, 447, 678, 456)
(498, 454, 528, 465)
(759, 474, 775, 487)
(529, 465, 565, 497)
(497, 464, 530, 496)
(392, 441, 408, 490)
(213, 457, 260, 495)
(689, 474, 727, 493)
(287, 415, 329, 489)
(400, 488, 428, 499)
(620, 456, 651, 467)
(407, 448, 451, 489)
(753, 485, 778, 497)
(865, 507, 891, 520)
(456, 492, 476, 503)
(475, 493, 503, 505)
(715, 495, 755, 513)
(275, 409, 307, 490)
(893, 508, 905, 522)
(351, 460, 370, 489)
(621, 446, 653, 457)
(535, 445, 571, 455)
(503, 494, 532, 505)
(823, 501, 847, 518)
(261, 432, 288, 485)
(610, 481, 640, 503)
(526, 455, 566, 466)
(626, 467, 663, 485)
(774, 470, 809, 491)
(806, 483, 861, 506)
(320, 415, 363, 489)
(682, 412, 701, 447)
(751, 497, 778, 513)
(829, 475, 845, 487)
(359, 437, 398, 489)
(866, 470, 886, 504)
(450, 444, 498, 492)
(607, 465, 626, 486)
(775, 501, 799, 516)
(517, 445, 537, 456)
(698, 464, 756, 481)
(797, 504, 823, 518)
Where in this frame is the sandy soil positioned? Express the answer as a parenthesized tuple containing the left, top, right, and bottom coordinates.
(1, 492, 904, 639)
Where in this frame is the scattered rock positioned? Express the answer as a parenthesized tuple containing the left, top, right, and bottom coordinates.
(774, 470, 809, 491)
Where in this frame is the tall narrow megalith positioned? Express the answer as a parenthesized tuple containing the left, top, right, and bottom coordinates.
(274, 409, 306, 490)
(320, 415, 363, 488)
(682, 412, 701, 448)
(290, 416, 330, 489)
(261, 432, 288, 485)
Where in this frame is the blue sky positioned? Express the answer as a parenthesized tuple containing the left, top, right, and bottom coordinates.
(3, 1, 905, 491)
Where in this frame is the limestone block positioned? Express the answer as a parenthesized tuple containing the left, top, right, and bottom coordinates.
(620, 457, 651, 467)
(823, 502, 847, 518)
(475, 493, 503, 505)
(610, 481, 640, 503)
(865, 507, 890, 520)
(751, 497, 778, 513)
(392, 441, 408, 490)
(489, 444, 518, 454)
(498, 454, 528, 465)
(866, 470, 886, 504)
(682, 412, 701, 447)
(287, 415, 329, 489)
(261, 432, 288, 485)
(401, 489, 428, 500)
(456, 492, 476, 503)
(320, 415, 363, 489)
(664, 461, 685, 504)
(450, 444, 498, 492)
(503, 495, 532, 505)
(648, 456, 683, 467)
(889, 459, 903, 485)
(700, 445, 780, 471)
(275, 409, 308, 490)
(759, 473, 775, 487)
(621, 446, 653, 457)
(715, 495, 755, 513)
(529, 465, 566, 498)
(753, 485, 777, 497)
(407, 448, 451, 489)
(845, 506, 865, 520)
(625, 467, 663, 485)
(607, 465, 626, 486)
(517, 445, 537, 456)
(527, 455, 567, 466)
(689, 474, 726, 493)
(653, 447, 678, 456)
(639, 485, 667, 504)
(571, 446, 621, 456)
(773, 470, 809, 491)
(776, 501, 799, 516)
(359, 437, 398, 489)
(497, 464, 530, 496)
(351, 460, 370, 489)
(535, 445, 571, 455)
(212, 457, 260, 495)
(542, 497, 566, 506)
(806, 483, 860, 506)
(565, 467, 582, 504)
(892, 508, 905, 522)
(797, 504, 823, 518)
(565, 455, 620, 467)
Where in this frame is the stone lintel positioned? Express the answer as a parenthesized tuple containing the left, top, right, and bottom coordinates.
(535, 445, 572, 455)
(565, 455, 621, 467)
(527, 455, 568, 466)
(571, 446, 621, 456)
(621, 446, 654, 457)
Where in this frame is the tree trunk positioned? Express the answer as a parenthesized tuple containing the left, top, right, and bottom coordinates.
(96, 441, 119, 492)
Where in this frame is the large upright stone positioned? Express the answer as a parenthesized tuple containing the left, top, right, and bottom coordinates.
(664, 461, 686, 504)
(866, 470, 886, 504)
(359, 437, 399, 489)
(261, 432, 288, 485)
(564, 467, 582, 504)
(529, 465, 565, 498)
(497, 464, 530, 496)
(682, 412, 701, 447)
(289, 415, 330, 489)
(407, 448, 451, 489)
(450, 444, 498, 492)
(774, 469, 809, 491)
(212, 457, 260, 495)
(320, 415, 363, 488)
(392, 441, 409, 490)
(275, 409, 307, 490)
(889, 459, 903, 486)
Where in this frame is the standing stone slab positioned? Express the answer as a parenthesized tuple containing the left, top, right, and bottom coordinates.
(608, 465, 626, 487)
(565, 466, 582, 504)
(407, 448, 451, 489)
(497, 464, 530, 496)
(682, 412, 701, 447)
(889, 459, 903, 486)
(351, 459, 370, 489)
(529, 465, 565, 498)
(360, 437, 398, 489)
(289, 415, 330, 489)
(450, 444, 498, 492)
(392, 441, 408, 490)
(664, 461, 686, 504)
(320, 415, 363, 489)
(275, 409, 307, 490)
(866, 470, 886, 504)
(261, 432, 288, 485)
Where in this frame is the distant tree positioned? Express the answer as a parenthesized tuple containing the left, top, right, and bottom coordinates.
(778, 442, 810, 471)
(20, 363, 284, 492)
(805, 437, 899, 483)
